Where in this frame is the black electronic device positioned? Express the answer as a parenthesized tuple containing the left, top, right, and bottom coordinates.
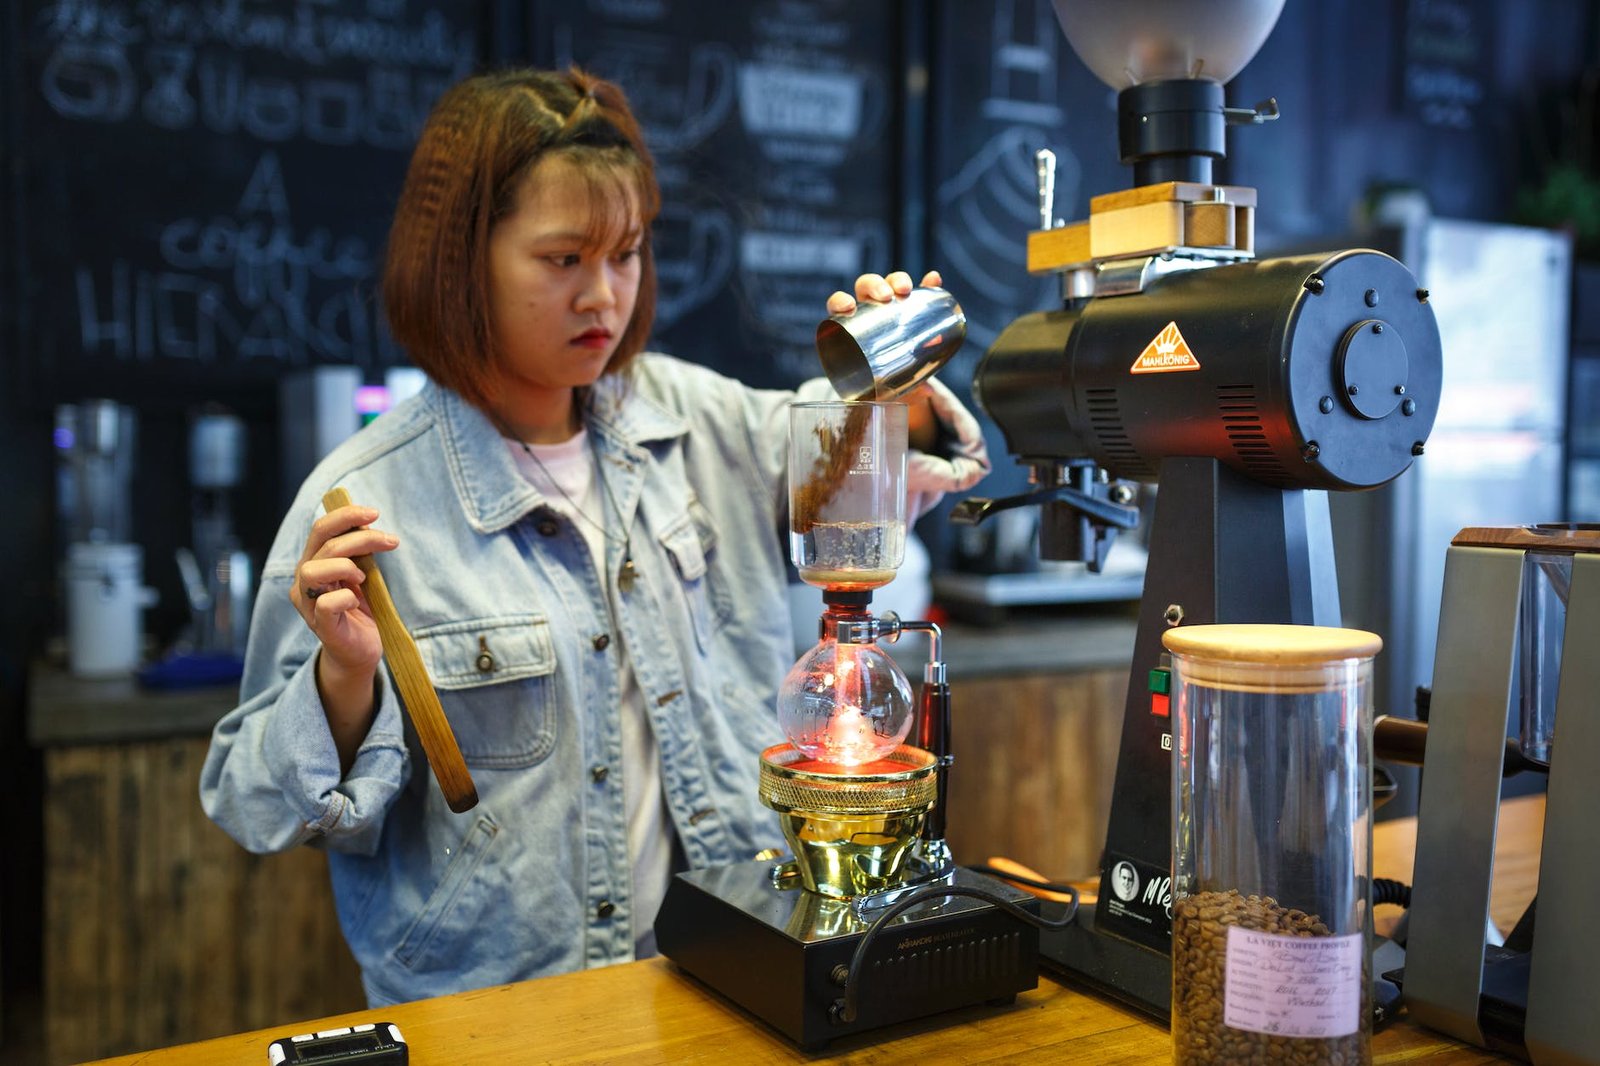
(954, 0, 1443, 1022)
(266, 1022, 408, 1065)
(656, 862, 1041, 1052)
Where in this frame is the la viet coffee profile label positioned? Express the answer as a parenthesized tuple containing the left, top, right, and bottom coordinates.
(1223, 926, 1362, 1038)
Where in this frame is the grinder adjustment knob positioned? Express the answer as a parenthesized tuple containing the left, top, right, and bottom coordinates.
(1337, 318, 1409, 420)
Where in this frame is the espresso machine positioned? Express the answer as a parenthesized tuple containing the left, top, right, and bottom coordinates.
(656, 399, 1042, 1050)
(952, 0, 1443, 1017)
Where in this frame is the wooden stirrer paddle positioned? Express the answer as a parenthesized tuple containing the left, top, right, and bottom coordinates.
(323, 487, 478, 813)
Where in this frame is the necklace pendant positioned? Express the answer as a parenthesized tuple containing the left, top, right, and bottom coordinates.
(619, 557, 637, 593)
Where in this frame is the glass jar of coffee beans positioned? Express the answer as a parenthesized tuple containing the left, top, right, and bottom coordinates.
(1164, 624, 1381, 1066)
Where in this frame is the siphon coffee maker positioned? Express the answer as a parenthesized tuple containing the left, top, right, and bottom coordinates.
(656, 400, 1041, 1051)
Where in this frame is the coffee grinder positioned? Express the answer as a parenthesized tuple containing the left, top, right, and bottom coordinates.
(656, 399, 1041, 1051)
(953, 0, 1444, 1019)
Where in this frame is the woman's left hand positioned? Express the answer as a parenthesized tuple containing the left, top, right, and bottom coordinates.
(825, 269, 942, 317)
(825, 269, 944, 447)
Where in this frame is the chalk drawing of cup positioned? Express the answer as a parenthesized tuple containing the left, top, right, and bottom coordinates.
(653, 198, 736, 328)
(933, 125, 1079, 359)
(736, 63, 886, 167)
(577, 36, 737, 156)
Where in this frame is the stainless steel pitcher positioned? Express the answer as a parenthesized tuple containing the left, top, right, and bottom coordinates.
(815, 286, 966, 401)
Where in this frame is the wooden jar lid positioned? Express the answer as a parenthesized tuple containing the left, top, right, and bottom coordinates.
(1162, 624, 1382, 693)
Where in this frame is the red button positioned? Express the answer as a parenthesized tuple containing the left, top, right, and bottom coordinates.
(1150, 692, 1170, 718)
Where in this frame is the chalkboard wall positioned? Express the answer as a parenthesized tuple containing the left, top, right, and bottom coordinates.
(3, 0, 1598, 657)
(3, 3, 483, 686)
(16, 0, 477, 401)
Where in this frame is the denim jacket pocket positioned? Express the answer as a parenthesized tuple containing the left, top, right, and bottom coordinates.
(411, 614, 558, 769)
(393, 812, 499, 972)
(659, 503, 732, 651)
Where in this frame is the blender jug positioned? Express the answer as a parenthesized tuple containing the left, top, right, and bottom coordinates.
(56, 400, 136, 544)
(55, 400, 149, 677)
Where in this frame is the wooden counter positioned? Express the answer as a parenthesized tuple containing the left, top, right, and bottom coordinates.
(85, 956, 1506, 1066)
(86, 797, 1544, 1066)
(30, 636, 1136, 1063)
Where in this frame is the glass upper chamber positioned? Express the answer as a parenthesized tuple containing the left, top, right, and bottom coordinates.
(788, 401, 907, 591)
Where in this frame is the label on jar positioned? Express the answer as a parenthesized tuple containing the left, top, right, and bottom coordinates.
(1223, 926, 1362, 1038)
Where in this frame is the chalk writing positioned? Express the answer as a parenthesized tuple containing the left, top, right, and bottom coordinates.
(24, 0, 474, 383)
(35, 0, 472, 145)
(738, 65, 862, 140)
(40, 45, 457, 146)
(74, 151, 388, 368)
(37, 0, 472, 69)
(1402, 0, 1486, 131)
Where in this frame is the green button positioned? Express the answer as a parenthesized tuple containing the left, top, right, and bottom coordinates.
(1148, 667, 1171, 695)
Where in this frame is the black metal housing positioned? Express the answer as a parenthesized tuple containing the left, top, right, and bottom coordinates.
(656, 863, 1039, 1051)
(1118, 78, 1228, 185)
(974, 249, 1442, 493)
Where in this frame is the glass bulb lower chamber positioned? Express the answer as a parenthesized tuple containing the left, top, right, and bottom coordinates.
(776, 632, 913, 765)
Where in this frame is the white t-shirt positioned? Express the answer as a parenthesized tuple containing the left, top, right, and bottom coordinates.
(508, 429, 675, 958)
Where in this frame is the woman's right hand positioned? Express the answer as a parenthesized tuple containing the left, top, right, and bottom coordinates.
(290, 504, 398, 678)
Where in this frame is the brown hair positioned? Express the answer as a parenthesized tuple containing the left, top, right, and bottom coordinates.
(382, 67, 661, 411)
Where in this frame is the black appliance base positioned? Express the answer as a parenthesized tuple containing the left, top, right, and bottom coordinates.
(656, 862, 1040, 1051)
(1038, 903, 1172, 1023)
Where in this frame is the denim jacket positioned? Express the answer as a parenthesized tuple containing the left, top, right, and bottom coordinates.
(200, 354, 840, 1006)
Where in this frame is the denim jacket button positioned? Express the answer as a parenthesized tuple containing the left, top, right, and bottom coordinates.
(535, 517, 560, 537)
(592, 633, 611, 651)
(596, 900, 616, 919)
(591, 765, 608, 783)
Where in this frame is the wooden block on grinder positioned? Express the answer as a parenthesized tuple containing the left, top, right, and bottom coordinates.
(1027, 221, 1091, 274)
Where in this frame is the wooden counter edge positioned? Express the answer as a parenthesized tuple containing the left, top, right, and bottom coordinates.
(84, 798, 1543, 1065)
(79, 960, 1505, 1065)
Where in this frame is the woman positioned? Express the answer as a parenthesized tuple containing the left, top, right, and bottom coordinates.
(200, 67, 988, 1007)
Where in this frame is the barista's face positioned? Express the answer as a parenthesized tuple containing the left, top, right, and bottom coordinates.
(486, 153, 643, 398)
(1116, 867, 1137, 897)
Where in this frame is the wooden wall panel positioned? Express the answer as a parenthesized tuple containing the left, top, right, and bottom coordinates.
(945, 668, 1129, 882)
(43, 739, 363, 1065)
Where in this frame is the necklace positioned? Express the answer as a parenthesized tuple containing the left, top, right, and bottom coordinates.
(516, 432, 638, 594)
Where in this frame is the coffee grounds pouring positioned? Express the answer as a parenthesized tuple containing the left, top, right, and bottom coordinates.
(792, 404, 874, 535)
